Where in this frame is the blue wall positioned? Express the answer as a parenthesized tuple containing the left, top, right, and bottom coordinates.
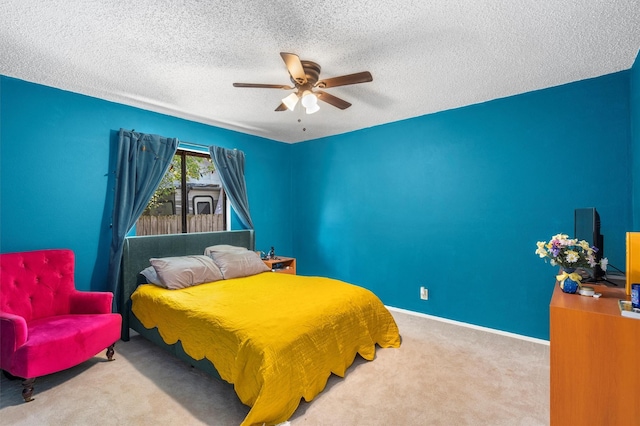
(0, 77, 292, 292)
(631, 50, 640, 230)
(291, 71, 632, 340)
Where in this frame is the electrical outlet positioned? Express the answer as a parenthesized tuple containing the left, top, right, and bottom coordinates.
(420, 286, 429, 300)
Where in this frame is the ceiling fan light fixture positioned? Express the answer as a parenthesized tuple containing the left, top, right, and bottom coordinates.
(301, 90, 318, 108)
(305, 102, 320, 114)
(282, 92, 299, 111)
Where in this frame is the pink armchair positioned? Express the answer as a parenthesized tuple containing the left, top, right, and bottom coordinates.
(0, 249, 122, 402)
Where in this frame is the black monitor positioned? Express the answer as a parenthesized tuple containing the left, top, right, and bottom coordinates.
(574, 207, 604, 279)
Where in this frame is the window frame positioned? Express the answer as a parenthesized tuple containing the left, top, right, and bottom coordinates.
(136, 147, 229, 235)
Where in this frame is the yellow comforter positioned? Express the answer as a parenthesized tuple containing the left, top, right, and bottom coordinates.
(131, 272, 400, 425)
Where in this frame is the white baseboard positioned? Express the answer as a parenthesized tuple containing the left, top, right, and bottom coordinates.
(386, 305, 550, 346)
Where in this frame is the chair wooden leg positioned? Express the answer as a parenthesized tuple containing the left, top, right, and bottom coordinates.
(22, 377, 35, 402)
(106, 343, 115, 361)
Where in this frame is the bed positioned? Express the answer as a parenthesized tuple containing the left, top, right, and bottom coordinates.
(119, 230, 401, 425)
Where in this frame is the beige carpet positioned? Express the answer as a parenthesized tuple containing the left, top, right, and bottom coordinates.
(0, 310, 549, 425)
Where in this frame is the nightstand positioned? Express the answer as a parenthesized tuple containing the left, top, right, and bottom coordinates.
(262, 256, 296, 275)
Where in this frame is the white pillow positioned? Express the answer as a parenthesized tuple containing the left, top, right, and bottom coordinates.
(150, 255, 224, 289)
(210, 250, 269, 279)
(204, 244, 248, 257)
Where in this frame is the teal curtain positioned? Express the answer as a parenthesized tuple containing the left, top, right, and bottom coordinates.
(209, 146, 254, 229)
(107, 129, 178, 309)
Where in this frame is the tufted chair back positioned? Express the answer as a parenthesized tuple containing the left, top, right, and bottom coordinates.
(0, 249, 76, 322)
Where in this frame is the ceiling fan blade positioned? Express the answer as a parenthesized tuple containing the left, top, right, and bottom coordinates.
(275, 103, 288, 111)
(316, 71, 373, 89)
(316, 91, 352, 110)
(280, 52, 307, 85)
(233, 83, 294, 89)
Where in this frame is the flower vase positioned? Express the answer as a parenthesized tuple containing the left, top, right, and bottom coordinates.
(558, 268, 580, 294)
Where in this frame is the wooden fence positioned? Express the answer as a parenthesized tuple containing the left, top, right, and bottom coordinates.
(136, 214, 224, 236)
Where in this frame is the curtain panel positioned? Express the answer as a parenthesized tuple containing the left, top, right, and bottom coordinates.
(107, 129, 178, 310)
(208, 146, 254, 229)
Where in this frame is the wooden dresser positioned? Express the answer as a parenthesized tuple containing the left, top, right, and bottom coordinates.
(550, 283, 640, 425)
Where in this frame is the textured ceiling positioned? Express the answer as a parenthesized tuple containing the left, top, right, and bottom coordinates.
(1, 1, 639, 143)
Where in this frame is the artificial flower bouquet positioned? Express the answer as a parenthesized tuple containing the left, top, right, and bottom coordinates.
(535, 233, 608, 289)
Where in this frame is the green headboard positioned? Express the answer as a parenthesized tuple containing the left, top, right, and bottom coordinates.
(119, 230, 255, 339)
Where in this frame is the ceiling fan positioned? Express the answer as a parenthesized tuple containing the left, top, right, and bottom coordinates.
(233, 52, 373, 114)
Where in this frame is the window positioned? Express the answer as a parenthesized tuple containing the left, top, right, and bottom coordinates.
(136, 149, 227, 235)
